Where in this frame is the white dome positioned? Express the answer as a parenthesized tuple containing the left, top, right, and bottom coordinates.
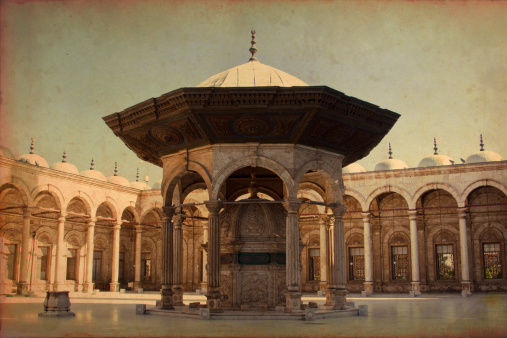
(152, 179, 162, 189)
(51, 162, 79, 175)
(374, 158, 408, 171)
(17, 154, 49, 168)
(0, 146, 14, 159)
(107, 175, 131, 187)
(418, 154, 454, 168)
(197, 60, 308, 88)
(343, 163, 367, 174)
(130, 181, 150, 190)
(80, 169, 107, 182)
(466, 150, 503, 164)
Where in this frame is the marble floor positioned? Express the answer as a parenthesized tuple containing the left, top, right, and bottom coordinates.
(1, 292, 506, 337)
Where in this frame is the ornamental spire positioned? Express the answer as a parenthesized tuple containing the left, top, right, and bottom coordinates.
(249, 29, 258, 62)
(136, 168, 140, 182)
(62, 151, 67, 163)
(114, 162, 118, 176)
(480, 134, 485, 151)
(388, 143, 393, 159)
(90, 159, 95, 170)
(433, 138, 438, 155)
(29, 138, 34, 154)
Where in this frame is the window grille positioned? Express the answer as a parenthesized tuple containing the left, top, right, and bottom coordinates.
(309, 248, 320, 281)
(66, 249, 77, 280)
(391, 246, 409, 280)
(349, 247, 365, 281)
(37, 247, 49, 281)
(119, 252, 125, 281)
(483, 243, 502, 279)
(6, 244, 17, 280)
(92, 251, 102, 281)
(436, 244, 455, 280)
(141, 252, 151, 280)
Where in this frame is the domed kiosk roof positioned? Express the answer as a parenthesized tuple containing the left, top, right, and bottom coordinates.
(50, 152, 79, 175)
(17, 139, 49, 168)
(374, 143, 408, 171)
(466, 135, 503, 164)
(418, 138, 454, 168)
(80, 159, 107, 182)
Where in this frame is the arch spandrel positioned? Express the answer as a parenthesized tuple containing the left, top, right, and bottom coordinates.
(121, 206, 140, 225)
(366, 185, 413, 211)
(30, 184, 65, 212)
(163, 161, 212, 206)
(64, 192, 94, 218)
(293, 159, 343, 204)
(343, 189, 367, 212)
(412, 183, 460, 209)
(461, 179, 507, 207)
(0, 181, 30, 207)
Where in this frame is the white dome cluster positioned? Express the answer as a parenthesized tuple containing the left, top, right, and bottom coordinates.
(373, 143, 408, 171)
(17, 139, 49, 168)
(50, 152, 79, 175)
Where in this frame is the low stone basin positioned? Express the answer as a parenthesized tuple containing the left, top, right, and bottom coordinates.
(38, 291, 75, 318)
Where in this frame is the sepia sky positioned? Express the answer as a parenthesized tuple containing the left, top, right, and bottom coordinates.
(1, 0, 506, 185)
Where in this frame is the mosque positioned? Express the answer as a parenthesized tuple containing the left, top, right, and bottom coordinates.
(1, 33, 506, 312)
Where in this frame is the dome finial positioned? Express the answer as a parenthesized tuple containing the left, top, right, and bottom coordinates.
(388, 143, 393, 159)
(433, 138, 438, 155)
(62, 151, 67, 163)
(136, 167, 140, 182)
(90, 158, 95, 170)
(249, 29, 258, 62)
(480, 134, 485, 151)
(29, 138, 34, 154)
(114, 162, 118, 176)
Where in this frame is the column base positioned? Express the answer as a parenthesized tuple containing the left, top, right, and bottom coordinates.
(17, 283, 29, 295)
(161, 288, 175, 310)
(362, 282, 374, 297)
(109, 283, 120, 292)
(200, 282, 208, 295)
(410, 282, 421, 297)
(332, 289, 347, 310)
(133, 282, 141, 292)
(206, 290, 223, 313)
(319, 282, 327, 294)
(325, 287, 335, 306)
(172, 286, 184, 306)
(461, 282, 472, 297)
(83, 283, 94, 293)
(284, 291, 302, 313)
(52, 282, 66, 292)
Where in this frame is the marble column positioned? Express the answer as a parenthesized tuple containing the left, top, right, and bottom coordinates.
(161, 206, 175, 310)
(328, 204, 347, 310)
(110, 223, 121, 292)
(53, 213, 66, 291)
(133, 225, 142, 291)
(172, 212, 186, 305)
(283, 199, 302, 312)
(325, 216, 335, 306)
(362, 212, 373, 296)
(200, 221, 209, 293)
(17, 208, 31, 295)
(83, 218, 96, 293)
(319, 216, 328, 294)
(458, 207, 471, 296)
(408, 210, 421, 296)
(204, 200, 223, 312)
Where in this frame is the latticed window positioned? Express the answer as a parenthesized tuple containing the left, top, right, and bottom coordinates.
(141, 252, 151, 280)
(349, 247, 365, 281)
(92, 251, 102, 281)
(37, 247, 49, 281)
(119, 252, 125, 281)
(308, 248, 321, 281)
(391, 246, 409, 280)
(436, 244, 455, 280)
(6, 244, 17, 280)
(66, 249, 77, 280)
(483, 243, 502, 279)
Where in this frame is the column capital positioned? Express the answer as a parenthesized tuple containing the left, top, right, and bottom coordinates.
(162, 206, 176, 218)
(173, 213, 186, 227)
(319, 214, 329, 225)
(204, 200, 223, 215)
(135, 224, 143, 232)
(283, 199, 302, 213)
(87, 217, 96, 226)
(361, 212, 371, 222)
(113, 223, 122, 230)
(328, 203, 347, 218)
(58, 212, 67, 222)
(408, 209, 418, 220)
(457, 207, 468, 219)
(22, 208, 31, 217)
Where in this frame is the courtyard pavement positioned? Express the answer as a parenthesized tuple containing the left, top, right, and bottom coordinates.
(1, 291, 506, 337)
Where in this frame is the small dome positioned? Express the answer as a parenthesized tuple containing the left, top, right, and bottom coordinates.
(467, 150, 503, 164)
(130, 181, 150, 190)
(418, 155, 454, 168)
(107, 175, 131, 187)
(17, 154, 49, 168)
(374, 159, 408, 171)
(343, 163, 367, 174)
(80, 169, 107, 182)
(197, 60, 308, 88)
(152, 179, 162, 189)
(50, 152, 79, 175)
(0, 145, 15, 159)
(466, 135, 503, 164)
